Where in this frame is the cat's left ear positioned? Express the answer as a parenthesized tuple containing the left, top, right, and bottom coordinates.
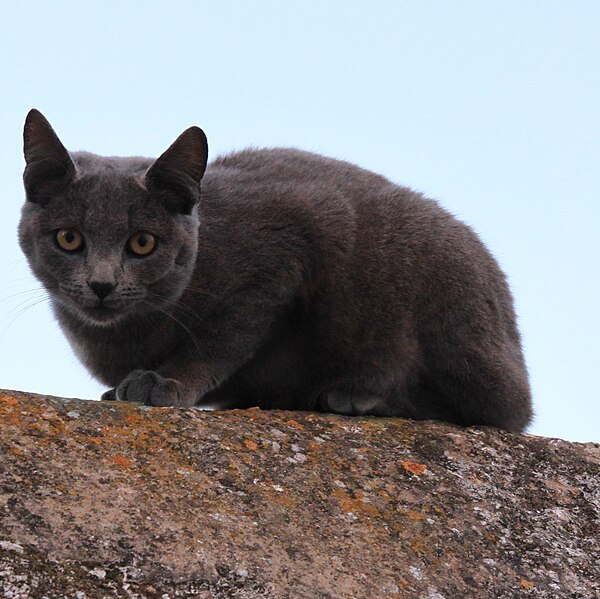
(145, 126, 208, 214)
(23, 109, 76, 202)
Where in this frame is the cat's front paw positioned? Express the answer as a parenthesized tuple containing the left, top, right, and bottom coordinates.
(115, 370, 193, 407)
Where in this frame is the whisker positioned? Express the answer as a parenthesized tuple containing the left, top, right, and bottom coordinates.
(2, 292, 49, 317)
(180, 279, 240, 302)
(2, 276, 42, 289)
(151, 280, 235, 328)
(164, 298, 204, 323)
(142, 299, 203, 356)
(0, 288, 46, 304)
(182, 285, 222, 299)
(0, 295, 51, 339)
(0, 256, 28, 272)
(2, 291, 51, 319)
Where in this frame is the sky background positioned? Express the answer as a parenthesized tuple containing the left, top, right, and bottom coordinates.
(1, 2, 598, 442)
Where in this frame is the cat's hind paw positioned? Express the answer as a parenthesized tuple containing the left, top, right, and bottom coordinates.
(318, 389, 392, 416)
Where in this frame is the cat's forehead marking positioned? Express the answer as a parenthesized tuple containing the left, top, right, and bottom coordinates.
(71, 152, 152, 177)
(67, 154, 153, 218)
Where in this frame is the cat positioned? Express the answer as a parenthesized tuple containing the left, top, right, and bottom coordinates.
(19, 109, 533, 431)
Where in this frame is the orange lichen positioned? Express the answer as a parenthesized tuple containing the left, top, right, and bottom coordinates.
(269, 491, 299, 508)
(401, 461, 427, 476)
(307, 440, 322, 453)
(285, 419, 305, 430)
(378, 490, 393, 501)
(83, 436, 105, 446)
(48, 419, 66, 436)
(406, 510, 426, 521)
(391, 522, 404, 534)
(123, 413, 144, 425)
(0, 398, 28, 428)
(331, 489, 380, 517)
(0, 395, 19, 407)
(409, 535, 429, 555)
(244, 439, 259, 451)
(105, 426, 135, 438)
(111, 454, 134, 469)
(520, 579, 535, 590)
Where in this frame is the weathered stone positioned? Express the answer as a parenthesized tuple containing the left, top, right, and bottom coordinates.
(0, 389, 598, 598)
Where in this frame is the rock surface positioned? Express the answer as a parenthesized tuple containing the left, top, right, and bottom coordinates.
(0, 389, 598, 598)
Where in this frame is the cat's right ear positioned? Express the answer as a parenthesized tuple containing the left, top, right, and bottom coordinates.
(145, 126, 208, 215)
(23, 109, 75, 203)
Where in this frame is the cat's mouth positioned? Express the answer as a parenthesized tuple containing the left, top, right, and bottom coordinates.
(57, 285, 150, 327)
(65, 300, 129, 327)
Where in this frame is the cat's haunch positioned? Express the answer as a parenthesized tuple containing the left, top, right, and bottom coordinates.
(19, 109, 532, 431)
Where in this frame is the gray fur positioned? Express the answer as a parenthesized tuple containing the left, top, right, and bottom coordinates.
(19, 109, 533, 431)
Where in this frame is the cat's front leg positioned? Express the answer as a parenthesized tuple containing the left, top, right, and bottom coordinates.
(103, 277, 304, 407)
(106, 369, 197, 407)
(101, 388, 117, 401)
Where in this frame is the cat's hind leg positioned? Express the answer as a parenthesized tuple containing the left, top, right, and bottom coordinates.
(317, 380, 463, 422)
(425, 348, 533, 432)
(316, 370, 411, 417)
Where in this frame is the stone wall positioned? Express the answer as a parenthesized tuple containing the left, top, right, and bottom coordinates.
(1, 390, 598, 598)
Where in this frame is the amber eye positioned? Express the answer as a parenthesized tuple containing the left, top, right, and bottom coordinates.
(55, 228, 84, 252)
(128, 232, 156, 256)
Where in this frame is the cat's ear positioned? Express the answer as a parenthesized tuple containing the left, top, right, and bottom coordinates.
(145, 126, 208, 215)
(23, 109, 76, 202)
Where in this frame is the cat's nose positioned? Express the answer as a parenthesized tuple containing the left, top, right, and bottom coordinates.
(89, 281, 116, 300)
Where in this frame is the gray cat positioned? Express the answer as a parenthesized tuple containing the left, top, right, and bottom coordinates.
(19, 109, 532, 431)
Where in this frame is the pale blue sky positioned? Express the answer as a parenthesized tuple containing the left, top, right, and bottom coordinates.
(1, 2, 598, 442)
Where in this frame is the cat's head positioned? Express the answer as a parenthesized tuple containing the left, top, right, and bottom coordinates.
(19, 109, 208, 327)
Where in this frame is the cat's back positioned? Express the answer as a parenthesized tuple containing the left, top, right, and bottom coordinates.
(207, 147, 391, 197)
(204, 146, 515, 335)
(202, 147, 486, 276)
(206, 147, 453, 224)
(205, 147, 469, 254)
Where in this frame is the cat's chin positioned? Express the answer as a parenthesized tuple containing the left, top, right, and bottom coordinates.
(75, 305, 129, 328)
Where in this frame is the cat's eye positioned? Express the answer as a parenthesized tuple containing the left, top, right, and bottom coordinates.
(55, 228, 84, 252)
(128, 232, 156, 256)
